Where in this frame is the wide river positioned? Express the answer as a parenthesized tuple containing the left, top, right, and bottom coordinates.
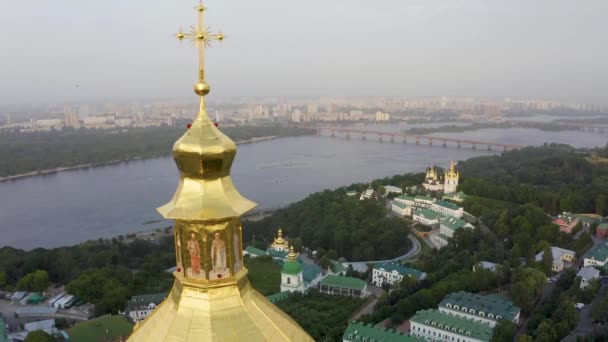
(1, 123, 606, 250)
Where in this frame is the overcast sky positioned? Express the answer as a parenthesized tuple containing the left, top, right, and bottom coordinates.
(0, 0, 607, 105)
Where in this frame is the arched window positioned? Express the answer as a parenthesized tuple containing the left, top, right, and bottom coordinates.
(287, 277, 290, 284)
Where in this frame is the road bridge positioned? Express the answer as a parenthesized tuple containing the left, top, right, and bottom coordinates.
(318, 127, 526, 151)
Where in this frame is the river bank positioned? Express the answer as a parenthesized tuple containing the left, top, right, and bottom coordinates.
(0, 136, 278, 182)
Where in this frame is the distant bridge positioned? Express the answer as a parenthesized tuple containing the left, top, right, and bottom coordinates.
(317, 127, 526, 151)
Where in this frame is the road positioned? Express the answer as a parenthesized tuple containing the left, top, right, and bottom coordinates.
(342, 233, 421, 272)
(564, 278, 608, 341)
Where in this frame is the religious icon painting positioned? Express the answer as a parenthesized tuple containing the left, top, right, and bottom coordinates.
(233, 226, 243, 274)
(186, 231, 206, 279)
(209, 231, 229, 280)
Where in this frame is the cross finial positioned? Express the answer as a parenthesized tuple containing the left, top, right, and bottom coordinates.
(176, 1, 225, 96)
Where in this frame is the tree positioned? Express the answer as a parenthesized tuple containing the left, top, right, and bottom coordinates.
(491, 319, 516, 342)
(16, 270, 49, 292)
(541, 245, 553, 275)
(24, 330, 56, 342)
(596, 194, 606, 216)
(0, 270, 7, 287)
(510, 267, 546, 311)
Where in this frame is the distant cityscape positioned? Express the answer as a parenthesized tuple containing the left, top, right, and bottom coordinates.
(1, 97, 607, 133)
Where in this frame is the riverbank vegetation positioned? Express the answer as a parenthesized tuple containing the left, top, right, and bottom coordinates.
(0, 125, 316, 178)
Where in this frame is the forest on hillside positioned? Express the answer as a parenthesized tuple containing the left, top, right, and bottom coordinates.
(0, 125, 315, 178)
(458, 143, 608, 215)
(243, 189, 413, 262)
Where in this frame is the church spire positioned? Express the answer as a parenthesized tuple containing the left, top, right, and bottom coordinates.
(127, 3, 313, 341)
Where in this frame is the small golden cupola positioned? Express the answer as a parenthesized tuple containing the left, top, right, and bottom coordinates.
(271, 228, 290, 252)
(127, 2, 313, 341)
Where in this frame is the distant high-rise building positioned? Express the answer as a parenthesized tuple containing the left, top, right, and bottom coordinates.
(307, 104, 318, 114)
(375, 111, 390, 121)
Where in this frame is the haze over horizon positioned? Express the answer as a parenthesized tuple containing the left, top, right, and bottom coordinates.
(1, 0, 607, 105)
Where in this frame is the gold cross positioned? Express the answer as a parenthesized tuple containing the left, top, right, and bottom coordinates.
(176, 1, 225, 96)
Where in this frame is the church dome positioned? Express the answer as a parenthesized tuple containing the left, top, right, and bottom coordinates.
(282, 260, 303, 275)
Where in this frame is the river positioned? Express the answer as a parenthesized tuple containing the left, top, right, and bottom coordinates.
(0, 123, 606, 250)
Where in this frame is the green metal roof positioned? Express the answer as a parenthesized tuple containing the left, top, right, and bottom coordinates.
(410, 309, 493, 342)
(434, 200, 460, 210)
(439, 291, 520, 321)
(268, 249, 289, 259)
(585, 242, 608, 263)
(392, 201, 409, 209)
(266, 291, 291, 303)
(413, 208, 442, 220)
(374, 263, 426, 280)
(244, 245, 267, 257)
(320, 275, 367, 291)
(415, 195, 435, 202)
(577, 214, 602, 225)
(342, 321, 419, 342)
(441, 217, 468, 231)
(396, 195, 415, 201)
(282, 260, 303, 275)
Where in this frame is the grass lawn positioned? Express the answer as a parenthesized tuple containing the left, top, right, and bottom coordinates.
(244, 255, 281, 295)
(68, 315, 133, 342)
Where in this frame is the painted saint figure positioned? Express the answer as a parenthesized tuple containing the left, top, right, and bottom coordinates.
(233, 228, 242, 273)
(211, 232, 227, 274)
(188, 233, 201, 275)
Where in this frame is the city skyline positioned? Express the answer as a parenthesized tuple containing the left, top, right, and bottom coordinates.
(1, 0, 607, 105)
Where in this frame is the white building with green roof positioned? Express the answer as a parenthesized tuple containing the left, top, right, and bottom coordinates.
(438, 292, 520, 327)
(343, 321, 419, 342)
(413, 208, 442, 226)
(126, 293, 168, 322)
(431, 200, 464, 218)
(319, 275, 368, 298)
(583, 241, 608, 269)
(410, 309, 493, 342)
(280, 247, 305, 293)
(243, 246, 267, 258)
(392, 201, 412, 217)
(372, 263, 427, 287)
(437, 217, 475, 247)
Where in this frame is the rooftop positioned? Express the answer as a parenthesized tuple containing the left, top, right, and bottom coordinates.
(126, 293, 167, 312)
(434, 200, 461, 210)
(585, 242, 608, 262)
(396, 195, 415, 201)
(0, 315, 7, 342)
(577, 266, 600, 280)
(439, 291, 520, 321)
(535, 246, 575, 263)
(266, 291, 291, 303)
(392, 201, 409, 209)
(282, 260, 303, 275)
(320, 275, 367, 291)
(441, 217, 469, 231)
(415, 195, 436, 202)
(342, 321, 419, 342)
(244, 245, 267, 257)
(410, 309, 493, 341)
(413, 209, 442, 220)
(374, 263, 426, 280)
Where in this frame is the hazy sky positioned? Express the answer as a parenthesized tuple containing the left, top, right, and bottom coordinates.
(1, 0, 607, 105)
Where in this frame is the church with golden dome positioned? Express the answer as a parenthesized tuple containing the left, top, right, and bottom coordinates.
(126, 3, 313, 341)
(270, 228, 290, 252)
(421, 161, 459, 194)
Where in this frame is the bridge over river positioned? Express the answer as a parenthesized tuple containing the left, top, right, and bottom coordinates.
(317, 127, 527, 151)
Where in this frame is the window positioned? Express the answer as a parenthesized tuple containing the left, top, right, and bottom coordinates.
(454, 305, 459, 310)
(287, 278, 290, 284)
(488, 314, 494, 319)
(466, 332, 471, 336)
(461, 307, 467, 312)
(446, 304, 452, 308)
(479, 312, 484, 317)
(349, 334, 352, 339)
(469, 309, 475, 314)
(496, 316, 502, 320)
